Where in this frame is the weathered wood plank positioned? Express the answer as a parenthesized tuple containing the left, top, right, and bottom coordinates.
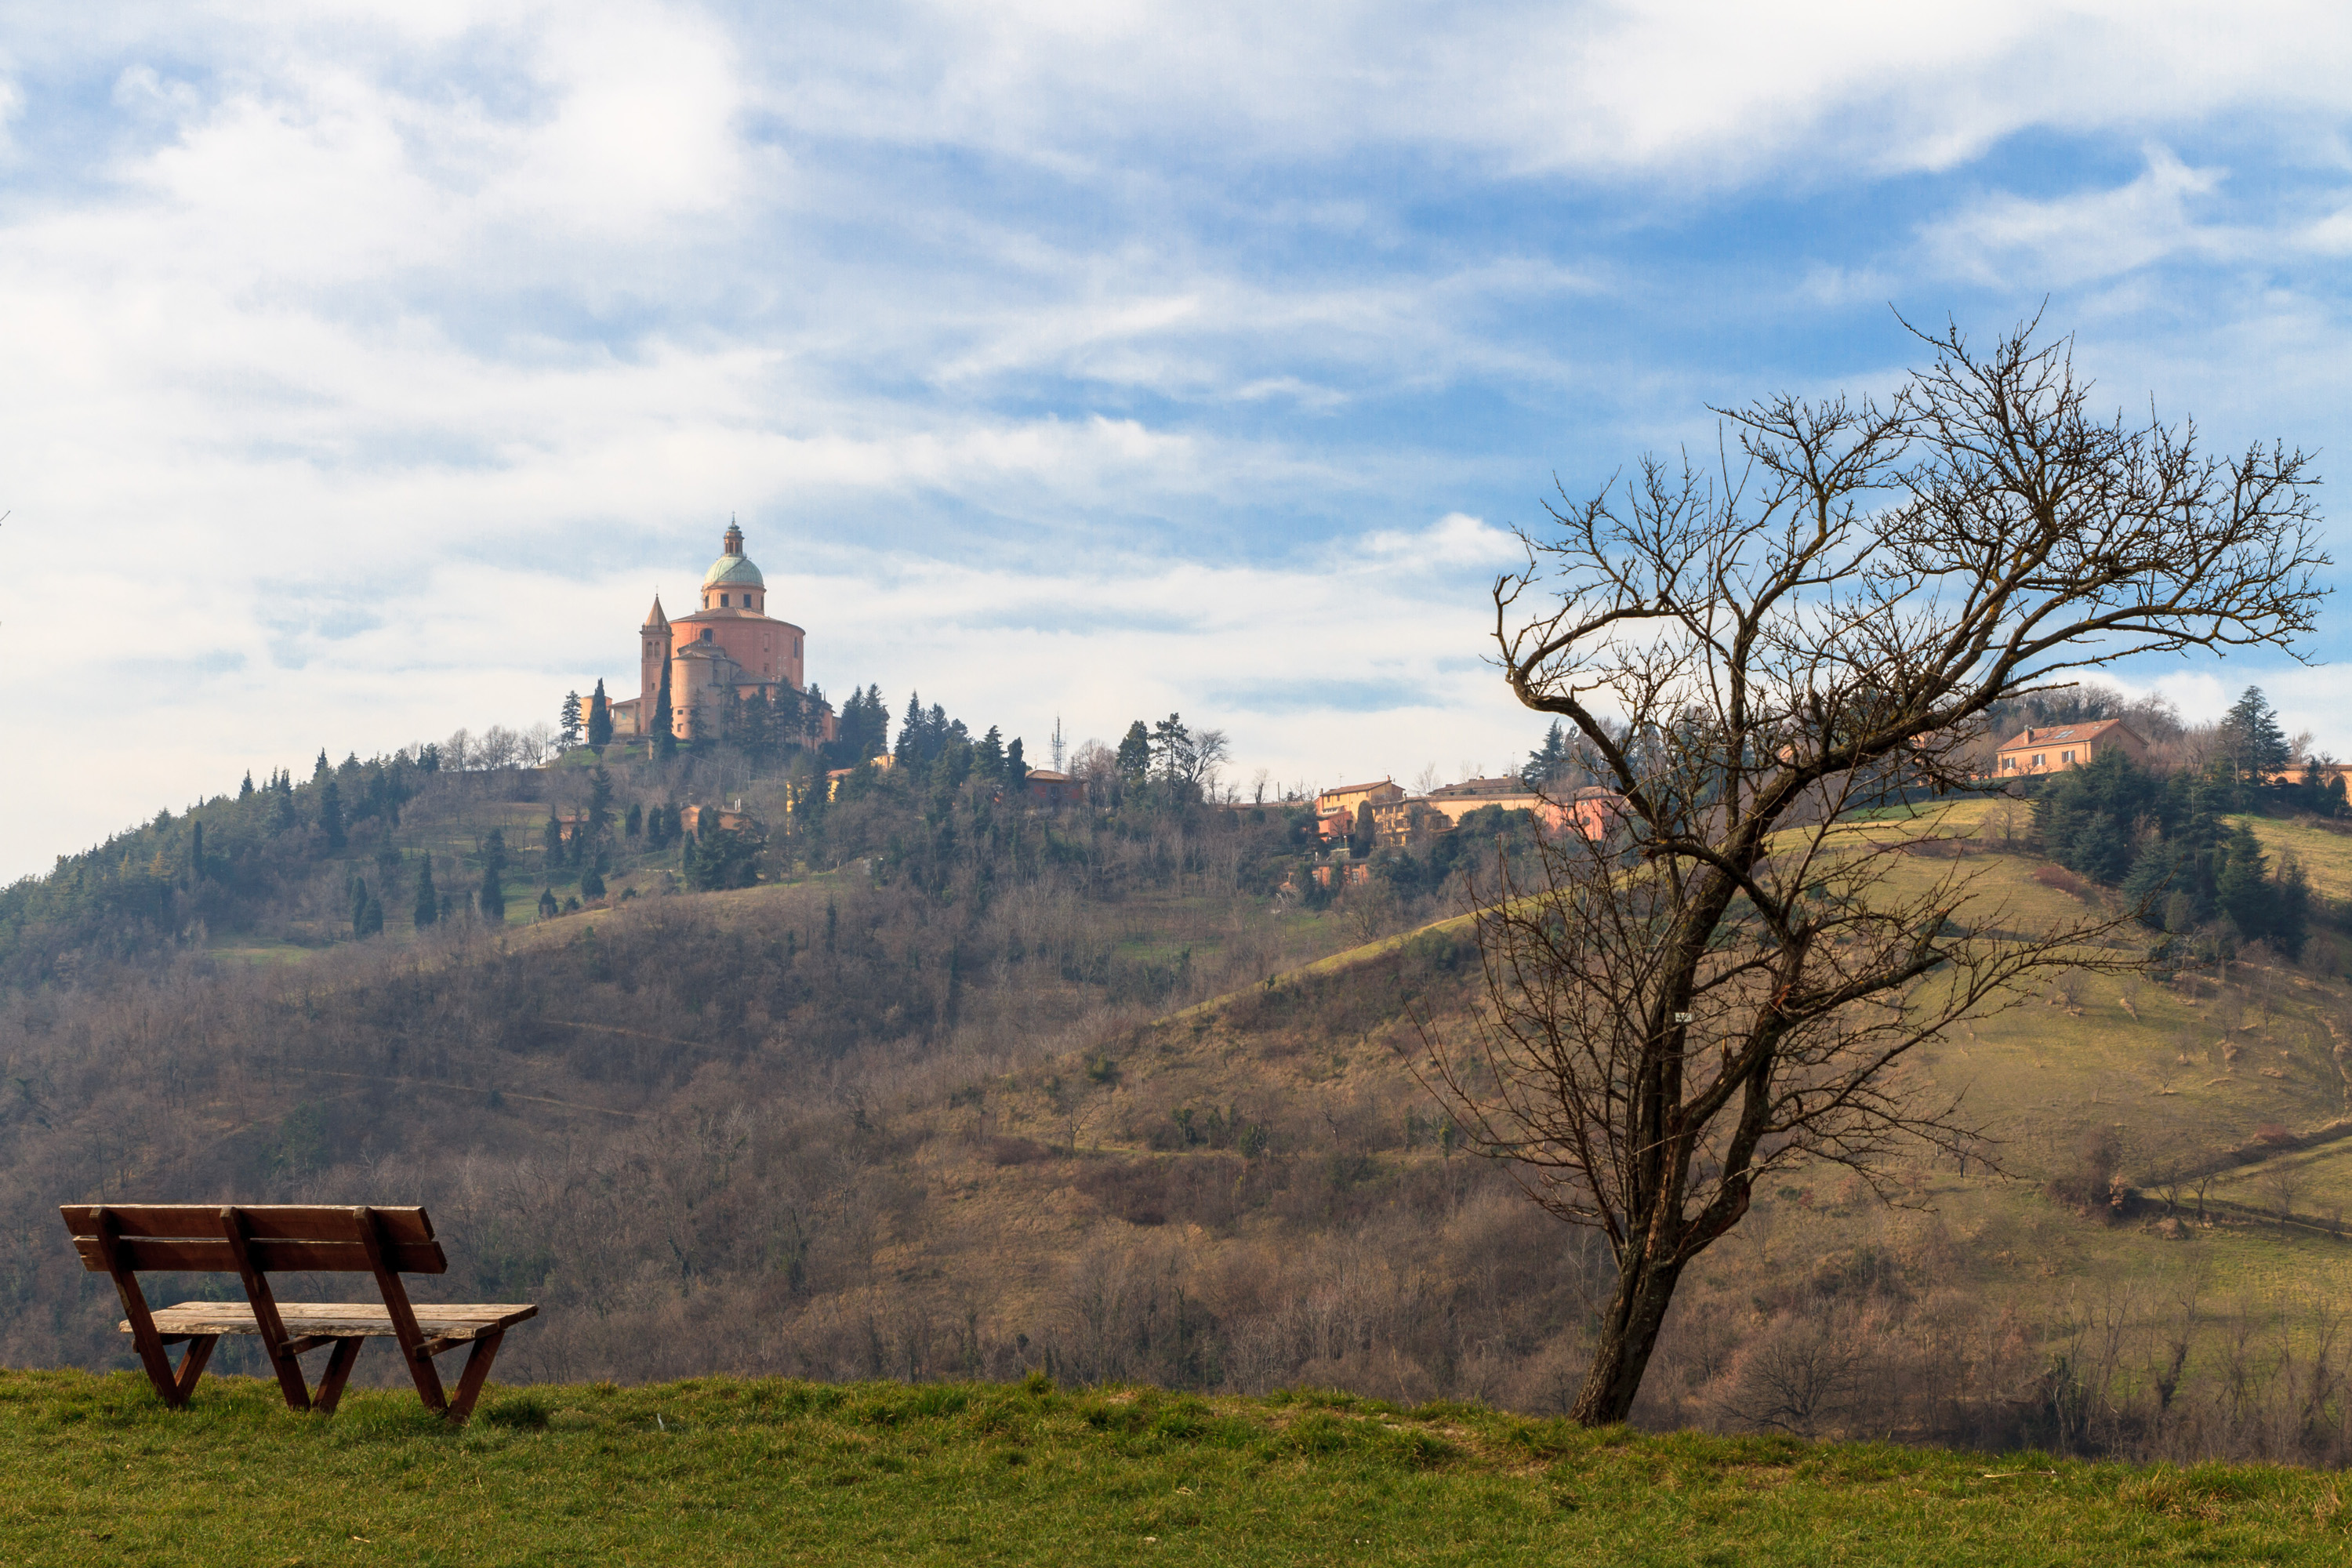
(125, 1302, 537, 1338)
(60, 1204, 434, 1244)
(70, 1236, 448, 1275)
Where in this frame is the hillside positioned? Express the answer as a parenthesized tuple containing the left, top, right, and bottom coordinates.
(5, 758, 2352, 1461)
(8, 1370, 2350, 1565)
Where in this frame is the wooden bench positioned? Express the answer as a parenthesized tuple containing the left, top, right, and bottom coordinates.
(60, 1203, 535, 1421)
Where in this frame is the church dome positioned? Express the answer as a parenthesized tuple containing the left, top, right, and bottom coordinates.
(702, 553, 764, 589)
(701, 521, 764, 589)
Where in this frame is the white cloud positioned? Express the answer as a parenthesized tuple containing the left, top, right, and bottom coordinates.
(1920, 146, 2234, 288)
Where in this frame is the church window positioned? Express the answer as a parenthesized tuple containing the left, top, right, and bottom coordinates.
(702, 629, 713, 643)
(720, 593, 729, 607)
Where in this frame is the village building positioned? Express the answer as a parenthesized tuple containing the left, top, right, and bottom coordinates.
(611, 522, 836, 746)
(1993, 718, 2146, 777)
(1312, 779, 1406, 840)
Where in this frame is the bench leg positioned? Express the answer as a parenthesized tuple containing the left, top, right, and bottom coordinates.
(172, 1336, 219, 1405)
(313, 1338, 365, 1415)
(445, 1329, 506, 1425)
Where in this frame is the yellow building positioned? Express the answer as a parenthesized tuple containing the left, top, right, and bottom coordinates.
(1993, 719, 2146, 777)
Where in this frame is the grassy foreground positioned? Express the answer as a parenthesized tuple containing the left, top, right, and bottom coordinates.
(2, 1373, 2349, 1566)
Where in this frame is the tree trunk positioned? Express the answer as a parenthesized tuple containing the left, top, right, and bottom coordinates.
(1567, 1252, 1686, 1425)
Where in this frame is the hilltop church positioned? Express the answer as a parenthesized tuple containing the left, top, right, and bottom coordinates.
(610, 522, 834, 745)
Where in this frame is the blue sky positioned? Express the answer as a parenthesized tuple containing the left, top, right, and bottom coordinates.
(2, 2, 2350, 880)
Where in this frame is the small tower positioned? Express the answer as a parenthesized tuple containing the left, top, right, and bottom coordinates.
(640, 595, 671, 735)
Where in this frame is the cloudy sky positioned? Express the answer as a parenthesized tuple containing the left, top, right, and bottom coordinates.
(3, 2, 2350, 880)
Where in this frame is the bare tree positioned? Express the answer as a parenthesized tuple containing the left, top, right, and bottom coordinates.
(2257, 1159, 2304, 1233)
(1421, 318, 2328, 1426)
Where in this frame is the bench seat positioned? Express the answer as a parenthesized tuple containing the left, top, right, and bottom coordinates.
(132, 1302, 537, 1342)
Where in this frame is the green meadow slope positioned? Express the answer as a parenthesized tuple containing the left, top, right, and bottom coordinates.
(5, 1370, 2350, 1566)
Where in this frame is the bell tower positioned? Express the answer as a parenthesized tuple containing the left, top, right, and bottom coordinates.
(640, 595, 671, 734)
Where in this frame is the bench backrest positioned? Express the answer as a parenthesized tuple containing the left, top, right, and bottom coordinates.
(60, 1204, 448, 1276)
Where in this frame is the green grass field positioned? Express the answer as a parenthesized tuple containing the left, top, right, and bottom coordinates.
(4, 1370, 2349, 1566)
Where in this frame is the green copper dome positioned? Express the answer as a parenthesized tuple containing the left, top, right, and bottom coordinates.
(702, 521, 764, 589)
(702, 552, 764, 589)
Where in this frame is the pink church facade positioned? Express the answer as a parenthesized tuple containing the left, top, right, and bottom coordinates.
(610, 523, 834, 746)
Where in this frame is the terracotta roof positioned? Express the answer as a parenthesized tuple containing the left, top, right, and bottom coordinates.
(643, 595, 669, 627)
(1427, 776, 1534, 798)
(1316, 779, 1395, 797)
(1025, 770, 1073, 782)
(1996, 717, 2142, 752)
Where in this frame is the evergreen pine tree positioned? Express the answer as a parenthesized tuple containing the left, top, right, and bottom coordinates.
(313, 749, 331, 783)
(581, 866, 606, 899)
(1116, 720, 1152, 781)
(896, 692, 926, 764)
(561, 690, 583, 750)
(239, 771, 255, 800)
(2274, 855, 2311, 959)
(2222, 686, 2292, 784)
(2121, 842, 2176, 928)
(318, 779, 347, 850)
(587, 679, 614, 753)
(188, 821, 205, 884)
(2070, 811, 2131, 885)
(2215, 824, 2270, 938)
(479, 829, 508, 924)
(413, 855, 440, 927)
(271, 771, 296, 833)
(1523, 721, 1572, 788)
(977, 725, 1005, 780)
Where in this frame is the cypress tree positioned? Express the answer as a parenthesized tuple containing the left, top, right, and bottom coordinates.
(1006, 736, 1026, 788)
(413, 856, 440, 927)
(318, 779, 347, 850)
(652, 663, 675, 760)
(479, 829, 508, 924)
(538, 886, 559, 920)
(581, 866, 606, 899)
(588, 678, 614, 753)
(360, 890, 384, 937)
(543, 810, 565, 864)
(625, 802, 643, 838)
(350, 874, 371, 936)
(587, 768, 615, 847)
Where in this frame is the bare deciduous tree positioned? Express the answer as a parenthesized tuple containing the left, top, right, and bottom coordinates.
(1421, 318, 2328, 1426)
